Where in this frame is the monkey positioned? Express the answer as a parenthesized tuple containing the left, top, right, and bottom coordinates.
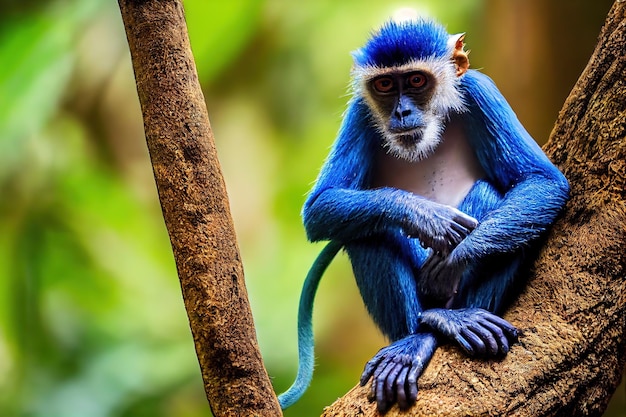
(277, 16, 569, 413)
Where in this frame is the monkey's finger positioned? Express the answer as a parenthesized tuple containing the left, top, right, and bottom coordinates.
(376, 360, 395, 408)
(454, 333, 476, 355)
(468, 323, 499, 356)
(450, 220, 473, 238)
(459, 328, 487, 356)
(365, 360, 386, 402)
(464, 328, 488, 356)
(377, 396, 391, 414)
(373, 355, 395, 380)
(430, 235, 449, 253)
(478, 317, 510, 354)
(444, 227, 464, 247)
(362, 348, 392, 382)
(451, 210, 478, 231)
(376, 366, 396, 414)
(373, 359, 396, 408)
(406, 358, 423, 404)
(384, 363, 403, 405)
(361, 355, 384, 385)
(376, 358, 396, 395)
(395, 366, 410, 410)
(482, 314, 519, 341)
(360, 366, 374, 386)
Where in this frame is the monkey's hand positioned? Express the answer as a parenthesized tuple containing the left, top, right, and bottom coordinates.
(360, 332, 438, 413)
(406, 204, 477, 255)
(420, 308, 518, 357)
(418, 251, 465, 303)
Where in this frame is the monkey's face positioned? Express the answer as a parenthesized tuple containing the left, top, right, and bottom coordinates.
(365, 70, 445, 162)
(355, 54, 467, 163)
(351, 19, 469, 162)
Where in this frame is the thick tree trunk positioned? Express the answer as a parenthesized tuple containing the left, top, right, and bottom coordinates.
(117, 1, 282, 416)
(322, 1, 626, 416)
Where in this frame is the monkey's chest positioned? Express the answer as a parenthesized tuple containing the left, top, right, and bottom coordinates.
(372, 136, 485, 208)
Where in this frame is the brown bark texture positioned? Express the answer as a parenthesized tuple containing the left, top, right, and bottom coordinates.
(117, 1, 282, 416)
(322, 1, 626, 417)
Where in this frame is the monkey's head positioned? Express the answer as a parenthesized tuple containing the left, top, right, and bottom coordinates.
(351, 17, 469, 162)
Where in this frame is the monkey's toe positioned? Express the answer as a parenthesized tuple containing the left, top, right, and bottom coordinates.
(421, 307, 518, 357)
(361, 332, 437, 412)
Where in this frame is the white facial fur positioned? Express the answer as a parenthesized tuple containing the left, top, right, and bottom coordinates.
(352, 51, 467, 162)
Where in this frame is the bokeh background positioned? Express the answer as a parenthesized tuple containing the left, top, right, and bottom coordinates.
(0, 0, 623, 416)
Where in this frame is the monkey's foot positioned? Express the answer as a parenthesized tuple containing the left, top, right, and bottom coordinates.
(360, 332, 437, 413)
(420, 308, 518, 357)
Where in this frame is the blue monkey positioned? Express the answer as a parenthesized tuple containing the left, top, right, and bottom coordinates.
(277, 16, 569, 412)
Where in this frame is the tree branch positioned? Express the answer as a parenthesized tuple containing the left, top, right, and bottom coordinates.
(322, 1, 626, 416)
(117, 1, 281, 415)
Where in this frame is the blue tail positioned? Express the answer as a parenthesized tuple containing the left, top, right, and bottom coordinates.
(277, 240, 342, 409)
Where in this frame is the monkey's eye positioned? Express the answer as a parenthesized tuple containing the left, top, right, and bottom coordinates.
(408, 72, 427, 88)
(372, 77, 395, 93)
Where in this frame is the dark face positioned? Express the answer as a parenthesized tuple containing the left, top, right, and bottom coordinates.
(367, 70, 437, 135)
(365, 70, 443, 161)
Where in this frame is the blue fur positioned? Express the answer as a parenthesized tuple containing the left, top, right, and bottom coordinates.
(279, 18, 569, 410)
(277, 241, 341, 409)
(352, 18, 450, 67)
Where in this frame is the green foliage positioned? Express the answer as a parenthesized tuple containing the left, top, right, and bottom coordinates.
(185, 0, 262, 81)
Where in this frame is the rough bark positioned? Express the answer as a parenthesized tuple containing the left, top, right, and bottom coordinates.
(322, 1, 626, 416)
(117, 1, 282, 416)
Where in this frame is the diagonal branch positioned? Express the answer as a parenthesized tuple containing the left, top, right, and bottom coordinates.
(322, 1, 626, 416)
(117, 1, 281, 415)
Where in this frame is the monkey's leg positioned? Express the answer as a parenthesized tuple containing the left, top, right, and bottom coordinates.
(347, 236, 433, 412)
(420, 256, 522, 357)
(346, 235, 425, 341)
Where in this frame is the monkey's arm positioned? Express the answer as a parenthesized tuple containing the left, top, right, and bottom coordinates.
(421, 71, 569, 295)
(421, 173, 567, 297)
(453, 70, 569, 261)
(459, 178, 566, 255)
(303, 98, 476, 250)
(304, 187, 476, 252)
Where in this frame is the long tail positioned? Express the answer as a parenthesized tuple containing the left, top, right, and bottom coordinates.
(277, 240, 343, 409)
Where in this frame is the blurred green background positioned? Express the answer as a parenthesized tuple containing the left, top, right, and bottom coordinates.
(0, 0, 623, 416)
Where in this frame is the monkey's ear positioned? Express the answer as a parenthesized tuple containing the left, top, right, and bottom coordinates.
(448, 33, 469, 77)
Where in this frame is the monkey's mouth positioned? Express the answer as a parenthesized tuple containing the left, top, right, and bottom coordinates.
(391, 128, 424, 147)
